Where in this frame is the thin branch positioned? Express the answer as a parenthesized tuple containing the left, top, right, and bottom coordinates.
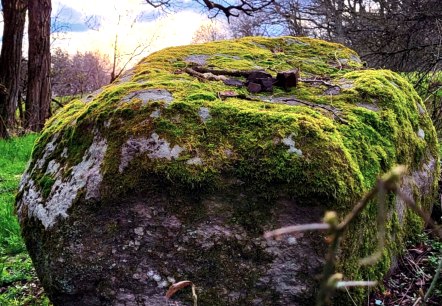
(184, 67, 229, 82)
(145, 0, 274, 18)
(299, 78, 341, 89)
(51, 98, 65, 109)
(336, 281, 378, 288)
(276, 97, 347, 124)
(316, 166, 407, 306)
(396, 189, 442, 239)
(264, 223, 330, 238)
(190, 65, 269, 78)
(200, 0, 274, 18)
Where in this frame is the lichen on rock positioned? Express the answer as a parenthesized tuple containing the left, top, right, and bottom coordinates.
(16, 36, 439, 306)
(18, 133, 108, 229)
(119, 133, 184, 173)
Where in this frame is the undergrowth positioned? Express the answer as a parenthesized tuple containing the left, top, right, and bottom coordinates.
(371, 231, 442, 305)
(0, 134, 37, 255)
(0, 134, 51, 305)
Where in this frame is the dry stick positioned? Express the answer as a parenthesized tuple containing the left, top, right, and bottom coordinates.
(334, 51, 343, 71)
(51, 98, 65, 109)
(411, 297, 422, 306)
(190, 66, 256, 78)
(185, 66, 347, 125)
(299, 78, 341, 88)
(336, 281, 378, 288)
(397, 283, 414, 306)
(189, 66, 342, 90)
(184, 67, 228, 82)
(423, 85, 442, 104)
(193, 67, 342, 90)
(338, 185, 380, 232)
(264, 223, 330, 238)
(277, 97, 348, 124)
(396, 189, 442, 240)
(265, 167, 408, 306)
(316, 184, 380, 306)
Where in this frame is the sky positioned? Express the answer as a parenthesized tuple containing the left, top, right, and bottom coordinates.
(1, 0, 223, 69)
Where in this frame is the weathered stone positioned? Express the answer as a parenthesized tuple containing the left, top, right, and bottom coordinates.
(223, 78, 244, 87)
(247, 82, 262, 93)
(260, 78, 274, 92)
(276, 69, 299, 91)
(323, 86, 341, 95)
(246, 71, 274, 93)
(119, 133, 184, 173)
(356, 103, 380, 112)
(120, 89, 173, 106)
(184, 54, 209, 66)
(18, 133, 108, 229)
(16, 36, 439, 306)
(198, 107, 211, 122)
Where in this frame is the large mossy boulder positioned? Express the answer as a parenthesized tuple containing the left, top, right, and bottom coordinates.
(17, 37, 439, 305)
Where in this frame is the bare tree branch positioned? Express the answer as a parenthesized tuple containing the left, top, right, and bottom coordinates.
(145, 0, 275, 18)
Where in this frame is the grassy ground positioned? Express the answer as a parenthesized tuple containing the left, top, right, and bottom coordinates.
(0, 134, 51, 305)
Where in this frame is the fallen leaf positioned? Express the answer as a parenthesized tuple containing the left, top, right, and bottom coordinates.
(165, 280, 193, 299)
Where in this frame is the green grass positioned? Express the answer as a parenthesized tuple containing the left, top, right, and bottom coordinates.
(0, 134, 37, 255)
(0, 134, 51, 305)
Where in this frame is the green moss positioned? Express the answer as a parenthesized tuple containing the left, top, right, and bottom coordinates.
(187, 92, 217, 101)
(27, 36, 439, 304)
(36, 175, 56, 199)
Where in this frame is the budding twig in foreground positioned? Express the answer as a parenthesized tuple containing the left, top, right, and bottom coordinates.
(264, 165, 442, 306)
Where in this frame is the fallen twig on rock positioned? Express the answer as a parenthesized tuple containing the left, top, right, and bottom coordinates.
(276, 97, 347, 124)
(189, 66, 255, 78)
(185, 65, 299, 93)
(299, 78, 341, 89)
(184, 67, 228, 82)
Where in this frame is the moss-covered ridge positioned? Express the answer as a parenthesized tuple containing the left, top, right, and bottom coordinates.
(35, 36, 436, 199)
(21, 36, 439, 303)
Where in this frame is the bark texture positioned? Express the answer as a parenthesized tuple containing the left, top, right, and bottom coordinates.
(26, 0, 52, 131)
(0, 0, 27, 137)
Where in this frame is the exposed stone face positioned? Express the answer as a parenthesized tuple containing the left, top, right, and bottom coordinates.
(198, 107, 211, 122)
(17, 134, 108, 229)
(119, 133, 184, 173)
(120, 89, 174, 106)
(16, 37, 439, 306)
(184, 54, 209, 66)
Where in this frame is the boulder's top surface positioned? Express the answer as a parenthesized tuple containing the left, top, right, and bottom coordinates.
(16, 36, 439, 305)
(24, 36, 436, 219)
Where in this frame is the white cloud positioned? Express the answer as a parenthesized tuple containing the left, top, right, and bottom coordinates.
(52, 0, 207, 68)
(0, 1, 212, 71)
(51, 9, 208, 69)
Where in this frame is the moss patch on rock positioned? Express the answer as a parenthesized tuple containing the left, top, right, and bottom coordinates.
(16, 36, 439, 305)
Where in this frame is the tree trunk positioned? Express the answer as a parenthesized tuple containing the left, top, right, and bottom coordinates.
(0, 0, 27, 138)
(26, 0, 52, 131)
